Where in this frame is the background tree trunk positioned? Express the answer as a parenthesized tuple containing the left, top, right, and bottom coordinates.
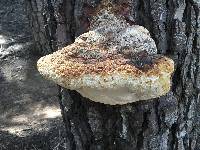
(26, 0, 200, 149)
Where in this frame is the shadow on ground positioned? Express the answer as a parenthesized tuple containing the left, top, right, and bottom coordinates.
(0, 43, 66, 150)
(0, 0, 66, 149)
(0, 118, 67, 150)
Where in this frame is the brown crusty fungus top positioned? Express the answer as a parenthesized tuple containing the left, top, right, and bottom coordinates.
(37, 9, 174, 105)
(38, 40, 173, 80)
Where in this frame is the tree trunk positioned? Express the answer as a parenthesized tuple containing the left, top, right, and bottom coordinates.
(26, 0, 200, 149)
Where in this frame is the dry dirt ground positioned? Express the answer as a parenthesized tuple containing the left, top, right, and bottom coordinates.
(0, 0, 66, 149)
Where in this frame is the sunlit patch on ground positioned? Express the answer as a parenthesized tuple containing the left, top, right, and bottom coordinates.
(0, 105, 61, 137)
(1, 125, 30, 136)
(11, 115, 29, 123)
(0, 35, 7, 49)
(0, 35, 13, 56)
(34, 106, 61, 119)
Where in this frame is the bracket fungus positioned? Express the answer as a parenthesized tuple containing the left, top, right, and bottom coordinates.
(37, 9, 174, 105)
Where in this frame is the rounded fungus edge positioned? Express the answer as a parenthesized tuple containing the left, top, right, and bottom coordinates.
(37, 11, 174, 105)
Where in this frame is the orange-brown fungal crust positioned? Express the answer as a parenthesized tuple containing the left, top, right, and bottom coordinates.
(37, 39, 174, 105)
(38, 41, 174, 80)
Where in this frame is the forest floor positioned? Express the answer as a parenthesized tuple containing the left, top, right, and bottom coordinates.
(0, 0, 66, 150)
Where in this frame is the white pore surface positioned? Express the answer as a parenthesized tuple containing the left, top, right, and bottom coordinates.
(74, 74, 171, 105)
(76, 85, 166, 105)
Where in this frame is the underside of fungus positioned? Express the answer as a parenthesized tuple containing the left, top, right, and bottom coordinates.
(37, 6, 174, 105)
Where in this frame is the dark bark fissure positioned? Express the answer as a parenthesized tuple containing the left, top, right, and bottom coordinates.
(170, 123, 178, 150)
(58, 88, 76, 149)
(136, 111, 149, 150)
(43, 0, 57, 51)
(26, 0, 200, 149)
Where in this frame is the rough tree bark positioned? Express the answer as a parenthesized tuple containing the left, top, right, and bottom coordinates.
(26, 0, 200, 149)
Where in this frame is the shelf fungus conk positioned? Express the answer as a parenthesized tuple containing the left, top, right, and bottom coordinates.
(37, 11, 174, 105)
